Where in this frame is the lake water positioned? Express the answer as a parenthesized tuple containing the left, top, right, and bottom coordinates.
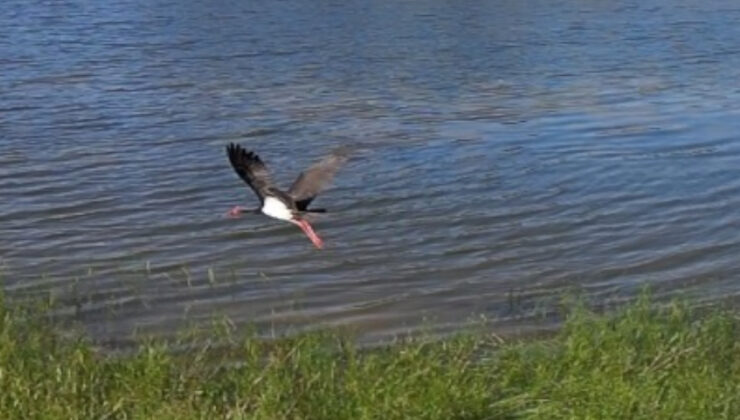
(2, 0, 740, 344)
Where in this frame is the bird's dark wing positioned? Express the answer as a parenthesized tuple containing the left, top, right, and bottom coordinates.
(288, 147, 349, 210)
(226, 143, 275, 202)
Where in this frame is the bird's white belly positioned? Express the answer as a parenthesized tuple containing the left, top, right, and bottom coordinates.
(261, 196, 294, 221)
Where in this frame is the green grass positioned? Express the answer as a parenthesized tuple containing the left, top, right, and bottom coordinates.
(2, 293, 740, 419)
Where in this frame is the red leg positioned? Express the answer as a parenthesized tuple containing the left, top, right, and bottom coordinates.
(227, 206, 245, 218)
(296, 219, 324, 249)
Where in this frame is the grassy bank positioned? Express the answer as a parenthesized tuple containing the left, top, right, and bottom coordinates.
(2, 294, 740, 419)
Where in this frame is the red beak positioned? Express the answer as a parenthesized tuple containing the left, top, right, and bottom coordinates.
(295, 219, 324, 249)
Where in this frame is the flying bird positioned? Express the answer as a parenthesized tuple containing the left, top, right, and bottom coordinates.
(225, 143, 349, 249)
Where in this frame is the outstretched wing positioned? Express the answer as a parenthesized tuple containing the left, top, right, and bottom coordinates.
(226, 143, 275, 202)
(288, 147, 349, 210)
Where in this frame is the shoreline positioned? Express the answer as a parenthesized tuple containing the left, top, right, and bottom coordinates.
(2, 292, 739, 418)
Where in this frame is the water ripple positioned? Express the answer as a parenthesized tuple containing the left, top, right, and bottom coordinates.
(2, 0, 740, 343)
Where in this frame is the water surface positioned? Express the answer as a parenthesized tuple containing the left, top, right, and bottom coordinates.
(2, 0, 740, 342)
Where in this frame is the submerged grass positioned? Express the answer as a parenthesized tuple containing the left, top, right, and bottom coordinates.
(2, 293, 740, 419)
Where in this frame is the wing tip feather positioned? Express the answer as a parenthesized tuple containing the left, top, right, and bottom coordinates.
(226, 142, 263, 166)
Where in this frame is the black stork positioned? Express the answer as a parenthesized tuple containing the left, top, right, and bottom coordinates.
(225, 143, 349, 249)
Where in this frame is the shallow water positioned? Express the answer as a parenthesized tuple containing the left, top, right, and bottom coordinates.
(2, 0, 740, 342)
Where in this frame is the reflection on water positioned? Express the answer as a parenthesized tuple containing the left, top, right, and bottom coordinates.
(2, 0, 740, 342)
